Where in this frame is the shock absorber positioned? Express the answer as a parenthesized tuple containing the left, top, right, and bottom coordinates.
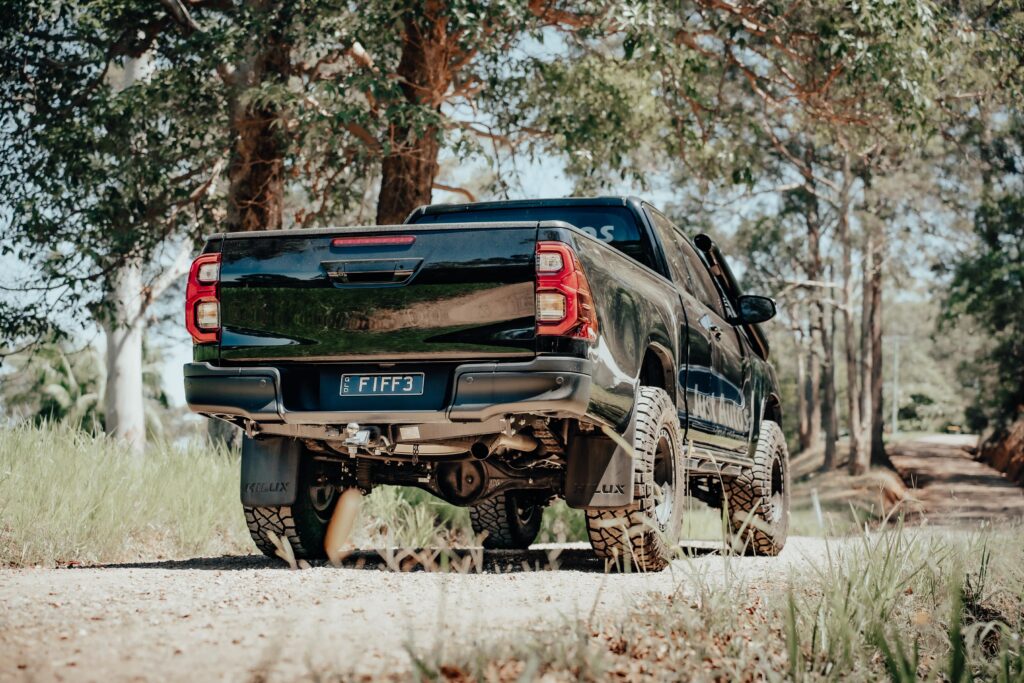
(356, 459, 373, 494)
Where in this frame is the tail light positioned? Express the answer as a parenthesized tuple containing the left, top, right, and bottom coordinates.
(185, 253, 221, 343)
(535, 242, 598, 340)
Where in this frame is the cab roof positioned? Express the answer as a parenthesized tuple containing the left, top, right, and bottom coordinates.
(407, 196, 648, 221)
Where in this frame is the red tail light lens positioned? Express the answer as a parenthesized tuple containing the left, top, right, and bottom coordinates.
(535, 242, 598, 340)
(185, 253, 221, 344)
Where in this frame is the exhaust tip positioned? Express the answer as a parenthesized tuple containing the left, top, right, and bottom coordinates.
(470, 440, 491, 460)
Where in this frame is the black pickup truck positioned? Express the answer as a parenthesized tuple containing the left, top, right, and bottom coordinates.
(184, 197, 789, 570)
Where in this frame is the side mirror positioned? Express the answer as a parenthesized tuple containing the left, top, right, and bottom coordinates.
(736, 295, 776, 324)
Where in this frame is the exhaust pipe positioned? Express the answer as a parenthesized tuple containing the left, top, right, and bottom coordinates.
(471, 433, 538, 460)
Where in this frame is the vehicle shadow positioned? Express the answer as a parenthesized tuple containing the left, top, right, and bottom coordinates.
(95, 542, 723, 573)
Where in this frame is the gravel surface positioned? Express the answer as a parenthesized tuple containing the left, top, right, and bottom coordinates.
(0, 538, 834, 682)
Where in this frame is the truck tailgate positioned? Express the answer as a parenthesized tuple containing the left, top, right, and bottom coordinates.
(217, 223, 538, 362)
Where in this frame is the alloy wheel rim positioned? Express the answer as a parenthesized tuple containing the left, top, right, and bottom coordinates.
(653, 429, 675, 528)
(768, 453, 784, 524)
(309, 475, 337, 518)
(514, 500, 538, 527)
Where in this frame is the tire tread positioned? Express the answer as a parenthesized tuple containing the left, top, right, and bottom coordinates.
(723, 420, 790, 556)
(469, 492, 542, 549)
(584, 386, 681, 571)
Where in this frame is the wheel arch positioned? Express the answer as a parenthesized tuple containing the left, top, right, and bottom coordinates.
(638, 341, 676, 403)
(764, 392, 783, 425)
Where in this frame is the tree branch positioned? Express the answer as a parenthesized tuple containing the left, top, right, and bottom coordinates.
(432, 182, 476, 202)
(157, 0, 201, 34)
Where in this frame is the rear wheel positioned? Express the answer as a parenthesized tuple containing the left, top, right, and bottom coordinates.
(585, 386, 684, 571)
(469, 491, 543, 549)
(244, 454, 341, 560)
(723, 420, 790, 556)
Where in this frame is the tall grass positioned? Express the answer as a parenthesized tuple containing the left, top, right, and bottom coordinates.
(0, 422, 251, 566)
(360, 485, 472, 547)
(0, 424, 596, 565)
(0, 422, 881, 566)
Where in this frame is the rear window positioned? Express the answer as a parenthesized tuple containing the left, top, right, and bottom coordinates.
(411, 206, 655, 270)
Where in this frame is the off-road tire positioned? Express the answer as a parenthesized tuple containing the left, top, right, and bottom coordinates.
(469, 492, 543, 549)
(723, 420, 790, 556)
(584, 386, 685, 571)
(243, 454, 341, 560)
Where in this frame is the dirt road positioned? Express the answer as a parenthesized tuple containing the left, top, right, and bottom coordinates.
(0, 539, 835, 682)
(2, 435, 1021, 682)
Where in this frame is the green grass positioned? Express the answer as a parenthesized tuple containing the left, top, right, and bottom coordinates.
(0, 424, 595, 565)
(0, 422, 252, 566)
(360, 486, 472, 548)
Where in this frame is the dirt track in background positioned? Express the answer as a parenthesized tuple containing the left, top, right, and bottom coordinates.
(888, 434, 1024, 524)
(2, 435, 1022, 682)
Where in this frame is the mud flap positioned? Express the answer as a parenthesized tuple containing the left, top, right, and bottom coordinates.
(564, 418, 635, 509)
(240, 436, 301, 506)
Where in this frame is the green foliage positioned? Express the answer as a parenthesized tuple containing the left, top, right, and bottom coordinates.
(1, 338, 105, 432)
(0, 0, 613, 347)
(0, 337, 171, 435)
(491, 52, 665, 193)
(945, 118, 1024, 429)
(0, 0, 225, 343)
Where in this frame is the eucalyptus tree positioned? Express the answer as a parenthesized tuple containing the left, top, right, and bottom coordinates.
(1, 1, 409, 451)
(188, 0, 614, 228)
(0, 1, 225, 451)
(589, 0, 955, 467)
(938, 2, 1024, 462)
(338, 1, 612, 224)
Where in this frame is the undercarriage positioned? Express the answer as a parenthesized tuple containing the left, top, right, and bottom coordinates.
(242, 413, 732, 512)
(300, 416, 578, 508)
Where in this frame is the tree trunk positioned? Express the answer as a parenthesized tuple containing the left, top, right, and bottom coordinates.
(794, 326, 810, 450)
(838, 153, 863, 474)
(818, 293, 839, 470)
(97, 56, 148, 455)
(102, 260, 146, 455)
(806, 343, 822, 449)
(801, 149, 837, 470)
(867, 232, 892, 468)
(375, 0, 453, 225)
(224, 7, 290, 233)
(858, 229, 873, 453)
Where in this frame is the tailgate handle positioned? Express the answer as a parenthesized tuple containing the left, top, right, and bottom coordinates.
(322, 258, 421, 285)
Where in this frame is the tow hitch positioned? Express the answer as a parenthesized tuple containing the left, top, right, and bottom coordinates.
(343, 423, 391, 456)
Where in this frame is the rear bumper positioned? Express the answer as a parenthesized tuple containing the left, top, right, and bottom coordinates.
(183, 357, 593, 425)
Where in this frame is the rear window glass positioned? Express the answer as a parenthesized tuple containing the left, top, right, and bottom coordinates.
(411, 206, 654, 270)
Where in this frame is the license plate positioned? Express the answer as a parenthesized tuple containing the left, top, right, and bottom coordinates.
(340, 373, 424, 396)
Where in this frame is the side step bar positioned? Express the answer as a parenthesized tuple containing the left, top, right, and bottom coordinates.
(683, 444, 750, 478)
